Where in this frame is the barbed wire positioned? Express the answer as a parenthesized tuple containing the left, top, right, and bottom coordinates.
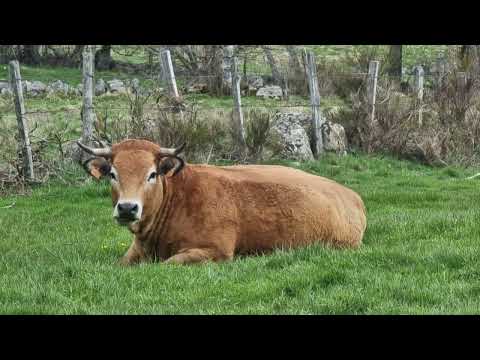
(24, 108, 81, 115)
(0, 72, 465, 88)
(3, 104, 318, 118)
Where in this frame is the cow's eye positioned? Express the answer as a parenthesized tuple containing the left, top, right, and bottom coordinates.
(148, 172, 157, 182)
(109, 172, 117, 181)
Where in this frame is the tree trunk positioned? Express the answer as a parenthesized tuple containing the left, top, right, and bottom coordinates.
(387, 45, 403, 79)
(460, 45, 475, 61)
(206, 45, 225, 96)
(459, 45, 480, 73)
(0, 45, 15, 64)
(286, 45, 303, 76)
(262, 46, 282, 86)
(21, 45, 42, 65)
(71, 45, 86, 67)
(95, 45, 115, 70)
(285, 45, 305, 94)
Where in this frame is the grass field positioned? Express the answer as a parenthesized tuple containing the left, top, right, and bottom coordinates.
(0, 45, 449, 84)
(0, 45, 475, 315)
(1, 154, 480, 314)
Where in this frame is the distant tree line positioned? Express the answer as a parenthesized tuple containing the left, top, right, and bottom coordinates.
(3, 45, 479, 86)
(0, 45, 115, 70)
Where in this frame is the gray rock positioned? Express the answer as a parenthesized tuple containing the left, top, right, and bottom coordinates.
(271, 112, 314, 161)
(95, 79, 107, 96)
(76, 84, 83, 96)
(0, 87, 12, 96)
(186, 83, 208, 93)
(271, 111, 348, 157)
(47, 80, 70, 96)
(107, 79, 126, 93)
(0, 81, 10, 91)
(321, 121, 347, 155)
(128, 78, 148, 96)
(278, 111, 312, 128)
(130, 78, 140, 91)
(256, 85, 283, 99)
(23, 80, 47, 96)
(246, 75, 264, 90)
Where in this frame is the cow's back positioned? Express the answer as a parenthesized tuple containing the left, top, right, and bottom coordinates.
(187, 164, 367, 253)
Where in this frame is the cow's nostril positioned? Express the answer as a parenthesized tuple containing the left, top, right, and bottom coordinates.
(117, 202, 139, 217)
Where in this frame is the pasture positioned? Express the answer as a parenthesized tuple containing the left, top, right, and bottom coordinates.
(1, 154, 480, 314)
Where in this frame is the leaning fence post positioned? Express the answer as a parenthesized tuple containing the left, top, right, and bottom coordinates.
(9, 60, 34, 181)
(81, 45, 95, 148)
(160, 49, 180, 99)
(159, 49, 184, 119)
(303, 49, 323, 157)
(414, 65, 424, 126)
(231, 56, 247, 156)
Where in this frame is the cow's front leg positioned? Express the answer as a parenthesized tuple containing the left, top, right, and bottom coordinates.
(164, 248, 233, 265)
(118, 239, 146, 266)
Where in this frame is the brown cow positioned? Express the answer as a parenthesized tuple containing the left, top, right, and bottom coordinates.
(77, 139, 367, 265)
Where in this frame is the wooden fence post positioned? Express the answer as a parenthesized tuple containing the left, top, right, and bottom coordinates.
(231, 56, 247, 156)
(9, 60, 34, 181)
(365, 60, 380, 153)
(223, 45, 235, 93)
(367, 60, 380, 126)
(457, 71, 467, 89)
(414, 65, 424, 126)
(160, 49, 180, 99)
(457, 71, 468, 123)
(303, 49, 323, 157)
(159, 49, 184, 119)
(283, 73, 289, 101)
(435, 55, 446, 90)
(81, 45, 95, 147)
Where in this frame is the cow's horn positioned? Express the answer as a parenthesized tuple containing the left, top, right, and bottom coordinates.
(158, 142, 186, 157)
(77, 141, 112, 158)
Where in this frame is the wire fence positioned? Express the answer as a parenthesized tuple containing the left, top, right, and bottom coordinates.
(0, 45, 474, 148)
(0, 72, 472, 117)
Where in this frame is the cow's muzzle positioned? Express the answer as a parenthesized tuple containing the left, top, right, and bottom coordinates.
(114, 201, 141, 225)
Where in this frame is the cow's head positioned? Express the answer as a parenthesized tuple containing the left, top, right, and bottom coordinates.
(77, 139, 185, 229)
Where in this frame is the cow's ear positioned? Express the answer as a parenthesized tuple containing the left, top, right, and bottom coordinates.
(82, 157, 111, 180)
(157, 157, 176, 176)
(157, 157, 185, 177)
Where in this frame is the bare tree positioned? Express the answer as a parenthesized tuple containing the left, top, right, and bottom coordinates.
(0, 45, 42, 65)
(285, 45, 303, 76)
(285, 45, 306, 94)
(21, 46, 42, 65)
(459, 45, 480, 73)
(95, 45, 115, 70)
(386, 45, 403, 80)
(261, 45, 282, 85)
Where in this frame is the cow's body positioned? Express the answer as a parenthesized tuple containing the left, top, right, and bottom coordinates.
(78, 139, 367, 265)
(126, 163, 366, 264)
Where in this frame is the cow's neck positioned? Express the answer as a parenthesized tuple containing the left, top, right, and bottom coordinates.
(135, 166, 188, 258)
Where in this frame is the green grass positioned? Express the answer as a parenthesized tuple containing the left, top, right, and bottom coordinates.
(1, 153, 480, 314)
(0, 64, 151, 86)
(0, 46, 449, 85)
(308, 45, 448, 69)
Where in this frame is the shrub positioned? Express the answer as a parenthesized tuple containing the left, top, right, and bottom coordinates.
(244, 108, 275, 161)
(150, 105, 232, 163)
